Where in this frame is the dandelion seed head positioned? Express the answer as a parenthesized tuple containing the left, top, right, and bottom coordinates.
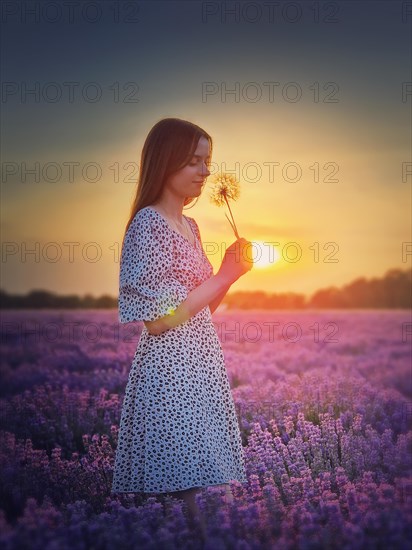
(209, 173, 241, 207)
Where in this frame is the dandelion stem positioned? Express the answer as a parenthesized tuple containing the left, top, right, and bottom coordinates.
(224, 195, 240, 239)
(225, 213, 237, 237)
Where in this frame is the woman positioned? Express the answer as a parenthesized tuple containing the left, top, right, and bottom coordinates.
(111, 117, 253, 540)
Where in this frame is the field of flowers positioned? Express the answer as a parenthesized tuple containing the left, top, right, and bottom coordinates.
(0, 309, 411, 549)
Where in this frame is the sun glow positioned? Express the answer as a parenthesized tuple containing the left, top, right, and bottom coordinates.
(251, 240, 281, 269)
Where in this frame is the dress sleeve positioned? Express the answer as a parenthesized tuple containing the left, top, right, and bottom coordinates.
(118, 209, 188, 324)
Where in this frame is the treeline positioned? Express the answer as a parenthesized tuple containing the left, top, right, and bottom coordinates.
(0, 291, 114, 310)
(0, 268, 410, 310)
(223, 268, 411, 309)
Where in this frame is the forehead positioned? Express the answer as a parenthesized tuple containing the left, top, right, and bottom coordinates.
(193, 136, 210, 156)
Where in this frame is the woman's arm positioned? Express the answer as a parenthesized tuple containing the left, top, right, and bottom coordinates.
(208, 280, 232, 314)
(144, 272, 232, 335)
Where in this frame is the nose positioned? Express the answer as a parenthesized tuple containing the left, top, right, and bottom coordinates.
(200, 162, 210, 178)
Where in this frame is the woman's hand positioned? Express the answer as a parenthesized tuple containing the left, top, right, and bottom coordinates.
(217, 237, 254, 285)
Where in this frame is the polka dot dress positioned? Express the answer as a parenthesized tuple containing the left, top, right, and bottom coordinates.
(111, 206, 248, 494)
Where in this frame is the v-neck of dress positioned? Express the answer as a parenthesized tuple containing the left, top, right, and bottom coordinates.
(146, 206, 199, 250)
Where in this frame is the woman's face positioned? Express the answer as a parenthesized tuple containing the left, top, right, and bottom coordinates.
(165, 136, 211, 200)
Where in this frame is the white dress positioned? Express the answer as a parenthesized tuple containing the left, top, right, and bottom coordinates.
(111, 206, 247, 493)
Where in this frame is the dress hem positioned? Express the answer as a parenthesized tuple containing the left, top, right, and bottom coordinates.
(110, 478, 248, 495)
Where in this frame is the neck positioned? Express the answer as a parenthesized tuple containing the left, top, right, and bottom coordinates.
(153, 192, 186, 224)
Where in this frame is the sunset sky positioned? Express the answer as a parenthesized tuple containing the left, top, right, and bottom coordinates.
(1, 0, 411, 299)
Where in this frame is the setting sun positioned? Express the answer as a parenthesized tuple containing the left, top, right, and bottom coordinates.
(251, 240, 281, 269)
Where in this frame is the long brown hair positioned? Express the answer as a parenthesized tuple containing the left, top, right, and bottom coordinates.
(122, 117, 213, 246)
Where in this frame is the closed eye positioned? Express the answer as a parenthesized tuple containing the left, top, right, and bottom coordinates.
(189, 159, 210, 167)
(191, 155, 211, 162)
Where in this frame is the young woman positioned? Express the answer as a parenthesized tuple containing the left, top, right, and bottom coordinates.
(111, 117, 253, 540)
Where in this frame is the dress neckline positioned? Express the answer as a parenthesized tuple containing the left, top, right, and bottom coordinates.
(145, 206, 199, 250)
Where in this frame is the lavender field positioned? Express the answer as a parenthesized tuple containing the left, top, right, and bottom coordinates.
(0, 309, 411, 549)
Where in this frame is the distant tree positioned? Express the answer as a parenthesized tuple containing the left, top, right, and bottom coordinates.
(381, 269, 411, 308)
(26, 290, 57, 308)
(83, 294, 96, 308)
(95, 295, 116, 308)
(309, 286, 346, 308)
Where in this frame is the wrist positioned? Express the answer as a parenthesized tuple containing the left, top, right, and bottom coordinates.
(215, 271, 234, 289)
